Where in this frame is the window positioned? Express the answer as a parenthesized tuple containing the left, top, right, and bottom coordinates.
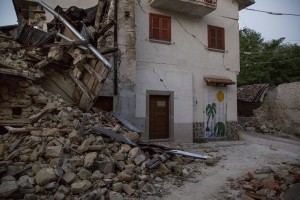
(208, 25, 225, 50)
(149, 13, 171, 42)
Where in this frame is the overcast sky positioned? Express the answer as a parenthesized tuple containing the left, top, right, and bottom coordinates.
(0, 0, 299, 44)
(0, 0, 17, 26)
(239, 0, 300, 44)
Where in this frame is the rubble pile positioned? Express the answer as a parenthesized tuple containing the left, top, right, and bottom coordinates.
(223, 163, 300, 200)
(0, 33, 45, 80)
(243, 120, 288, 137)
(0, 82, 205, 199)
(0, 0, 120, 112)
(0, 78, 66, 124)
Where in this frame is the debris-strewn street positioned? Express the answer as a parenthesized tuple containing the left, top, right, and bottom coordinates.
(159, 132, 300, 200)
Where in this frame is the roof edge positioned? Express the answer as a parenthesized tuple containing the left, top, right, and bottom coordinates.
(236, 0, 255, 11)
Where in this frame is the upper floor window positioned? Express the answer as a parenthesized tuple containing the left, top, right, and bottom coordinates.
(149, 13, 171, 42)
(208, 25, 225, 50)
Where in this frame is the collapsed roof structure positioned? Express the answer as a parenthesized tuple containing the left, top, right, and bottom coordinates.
(1, 0, 117, 112)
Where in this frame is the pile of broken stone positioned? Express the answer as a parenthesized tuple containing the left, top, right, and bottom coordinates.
(223, 163, 300, 200)
(243, 120, 288, 137)
(0, 81, 206, 200)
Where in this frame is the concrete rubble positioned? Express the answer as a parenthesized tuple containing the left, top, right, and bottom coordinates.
(222, 163, 300, 200)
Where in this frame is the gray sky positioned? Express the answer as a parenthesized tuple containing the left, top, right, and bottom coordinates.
(0, 0, 299, 44)
(239, 0, 300, 44)
(0, 0, 18, 26)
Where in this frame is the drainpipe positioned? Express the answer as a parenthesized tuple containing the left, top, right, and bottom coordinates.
(39, 1, 112, 70)
(113, 0, 118, 95)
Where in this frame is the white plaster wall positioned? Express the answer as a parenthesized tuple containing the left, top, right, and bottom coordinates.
(135, 0, 240, 125)
(135, 67, 193, 142)
(136, 67, 193, 123)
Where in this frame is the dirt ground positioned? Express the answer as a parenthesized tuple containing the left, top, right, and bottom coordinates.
(159, 132, 300, 200)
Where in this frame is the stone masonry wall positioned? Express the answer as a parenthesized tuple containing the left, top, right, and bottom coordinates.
(193, 121, 240, 141)
(0, 79, 46, 122)
(254, 82, 300, 135)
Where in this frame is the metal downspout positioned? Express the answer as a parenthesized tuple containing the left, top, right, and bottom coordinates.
(113, 0, 118, 95)
(39, 1, 112, 70)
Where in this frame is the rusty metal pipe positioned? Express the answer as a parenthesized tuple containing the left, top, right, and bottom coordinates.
(39, 1, 112, 70)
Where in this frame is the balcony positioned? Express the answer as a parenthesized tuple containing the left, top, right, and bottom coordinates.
(236, 0, 255, 10)
(149, 0, 217, 17)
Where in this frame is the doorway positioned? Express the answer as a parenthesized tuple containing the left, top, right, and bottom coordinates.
(149, 95, 170, 139)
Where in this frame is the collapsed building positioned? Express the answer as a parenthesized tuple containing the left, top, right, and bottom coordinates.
(0, 1, 215, 199)
(238, 82, 300, 136)
(2, 0, 254, 145)
(1, 0, 256, 143)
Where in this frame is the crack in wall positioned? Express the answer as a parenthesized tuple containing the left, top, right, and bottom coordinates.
(136, 0, 146, 13)
(174, 18, 207, 49)
(153, 68, 168, 90)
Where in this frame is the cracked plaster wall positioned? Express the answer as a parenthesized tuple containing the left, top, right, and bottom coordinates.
(134, 0, 240, 141)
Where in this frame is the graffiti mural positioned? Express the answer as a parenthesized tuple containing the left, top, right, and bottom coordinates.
(204, 87, 226, 138)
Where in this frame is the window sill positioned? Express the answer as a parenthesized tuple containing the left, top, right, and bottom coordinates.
(149, 39, 172, 45)
(207, 48, 225, 53)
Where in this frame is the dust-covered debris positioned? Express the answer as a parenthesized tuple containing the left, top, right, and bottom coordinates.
(0, 79, 210, 199)
(222, 163, 300, 200)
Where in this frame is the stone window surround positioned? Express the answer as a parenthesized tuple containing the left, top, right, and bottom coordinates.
(145, 90, 174, 141)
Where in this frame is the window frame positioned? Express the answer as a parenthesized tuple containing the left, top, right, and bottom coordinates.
(207, 25, 225, 51)
(149, 13, 171, 43)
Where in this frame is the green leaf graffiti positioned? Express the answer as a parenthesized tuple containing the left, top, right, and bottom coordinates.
(214, 122, 226, 137)
(205, 103, 216, 131)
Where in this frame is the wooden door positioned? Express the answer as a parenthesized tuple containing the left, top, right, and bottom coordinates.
(149, 95, 169, 139)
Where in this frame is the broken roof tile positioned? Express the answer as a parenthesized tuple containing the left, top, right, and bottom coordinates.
(237, 84, 269, 103)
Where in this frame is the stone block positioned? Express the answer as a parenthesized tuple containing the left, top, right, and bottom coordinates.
(77, 168, 92, 180)
(0, 181, 18, 198)
(122, 184, 134, 196)
(117, 171, 133, 182)
(62, 172, 76, 184)
(95, 160, 115, 174)
(84, 152, 98, 168)
(68, 130, 80, 143)
(35, 168, 57, 186)
(45, 146, 63, 158)
(71, 180, 92, 194)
